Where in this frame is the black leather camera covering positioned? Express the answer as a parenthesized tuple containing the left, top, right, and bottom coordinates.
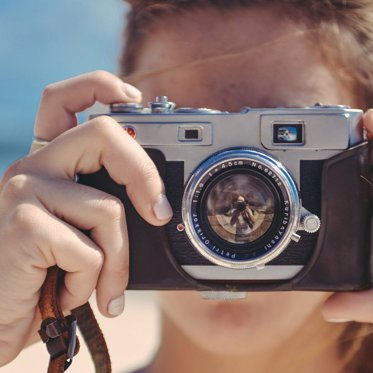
(293, 141, 372, 291)
(78, 141, 372, 291)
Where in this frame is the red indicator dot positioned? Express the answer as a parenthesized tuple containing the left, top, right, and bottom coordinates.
(177, 224, 185, 232)
(125, 126, 136, 139)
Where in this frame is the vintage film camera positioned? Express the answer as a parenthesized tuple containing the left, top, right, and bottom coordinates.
(80, 97, 372, 294)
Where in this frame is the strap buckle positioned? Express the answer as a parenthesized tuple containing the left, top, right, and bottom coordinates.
(64, 315, 77, 370)
(38, 314, 78, 371)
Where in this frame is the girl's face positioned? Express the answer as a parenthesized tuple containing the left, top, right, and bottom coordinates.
(131, 5, 361, 357)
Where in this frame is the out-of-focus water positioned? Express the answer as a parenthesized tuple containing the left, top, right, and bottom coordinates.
(1, 0, 125, 177)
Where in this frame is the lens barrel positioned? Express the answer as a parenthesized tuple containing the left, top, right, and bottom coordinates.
(182, 148, 300, 269)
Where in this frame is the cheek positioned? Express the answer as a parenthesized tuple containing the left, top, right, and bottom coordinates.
(157, 291, 330, 356)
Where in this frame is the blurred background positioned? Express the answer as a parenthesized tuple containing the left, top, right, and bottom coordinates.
(1, 0, 125, 172)
(0, 1, 160, 372)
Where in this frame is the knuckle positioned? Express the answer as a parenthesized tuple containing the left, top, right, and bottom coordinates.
(90, 70, 113, 84)
(98, 195, 125, 221)
(73, 250, 103, 277)
(41, 83, 58, 101)
(90, 249, 105, 271)
(88, 115, 119, 139)
(8, 204, 43, 234)
(1, 174, 31, 201)
(92, 114, 118, 128)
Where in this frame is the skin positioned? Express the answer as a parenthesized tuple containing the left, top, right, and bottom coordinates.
(1, 3, 373, 372)
(0, 73, 173, 364)
(133, 6, 373, 373)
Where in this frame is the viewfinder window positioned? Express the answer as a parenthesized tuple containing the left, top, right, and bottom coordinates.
(185, 129, 199, 139)
(273, 123, 304, 145)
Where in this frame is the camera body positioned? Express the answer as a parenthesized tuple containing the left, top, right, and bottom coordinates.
(80, 97, 372, 292)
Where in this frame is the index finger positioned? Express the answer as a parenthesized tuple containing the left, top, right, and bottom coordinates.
(35, 70, 142, 141)
(25, 116, 173, 226)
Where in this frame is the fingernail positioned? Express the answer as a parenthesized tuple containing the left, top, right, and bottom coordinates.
(108, 294, 125, 316)
(325, 318, 351, 323)
(123, 84, 141, 99)
(153, 194, 173, 221)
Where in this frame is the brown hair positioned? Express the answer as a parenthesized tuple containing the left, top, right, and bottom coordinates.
(120, 0, 373, 107)
(120, 1, 373, 371)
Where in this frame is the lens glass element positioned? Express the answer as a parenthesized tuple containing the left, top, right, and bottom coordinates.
(206, 173, 275, 244)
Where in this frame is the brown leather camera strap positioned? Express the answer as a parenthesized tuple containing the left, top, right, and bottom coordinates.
(38, 266, 111, 373)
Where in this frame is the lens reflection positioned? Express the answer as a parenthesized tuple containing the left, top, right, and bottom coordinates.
(206, 173, 275, 244)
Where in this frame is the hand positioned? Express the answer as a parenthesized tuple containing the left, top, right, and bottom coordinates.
(322, 109, 373, 323)
(0, 71, 173, 366)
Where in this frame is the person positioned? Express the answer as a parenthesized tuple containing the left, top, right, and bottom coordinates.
(1, 0, 373, 372)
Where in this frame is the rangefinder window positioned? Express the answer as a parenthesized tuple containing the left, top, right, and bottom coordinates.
(273, 123, 304, 145)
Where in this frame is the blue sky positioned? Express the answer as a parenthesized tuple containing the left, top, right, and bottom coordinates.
(0, 0, 126, 172)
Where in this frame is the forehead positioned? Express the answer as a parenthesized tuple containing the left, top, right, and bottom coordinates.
(132, 6, 359, 110)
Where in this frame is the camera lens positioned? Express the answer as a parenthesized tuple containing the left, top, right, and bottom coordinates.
(204, 172, 275, 244)
(182, 148, 300, 269)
